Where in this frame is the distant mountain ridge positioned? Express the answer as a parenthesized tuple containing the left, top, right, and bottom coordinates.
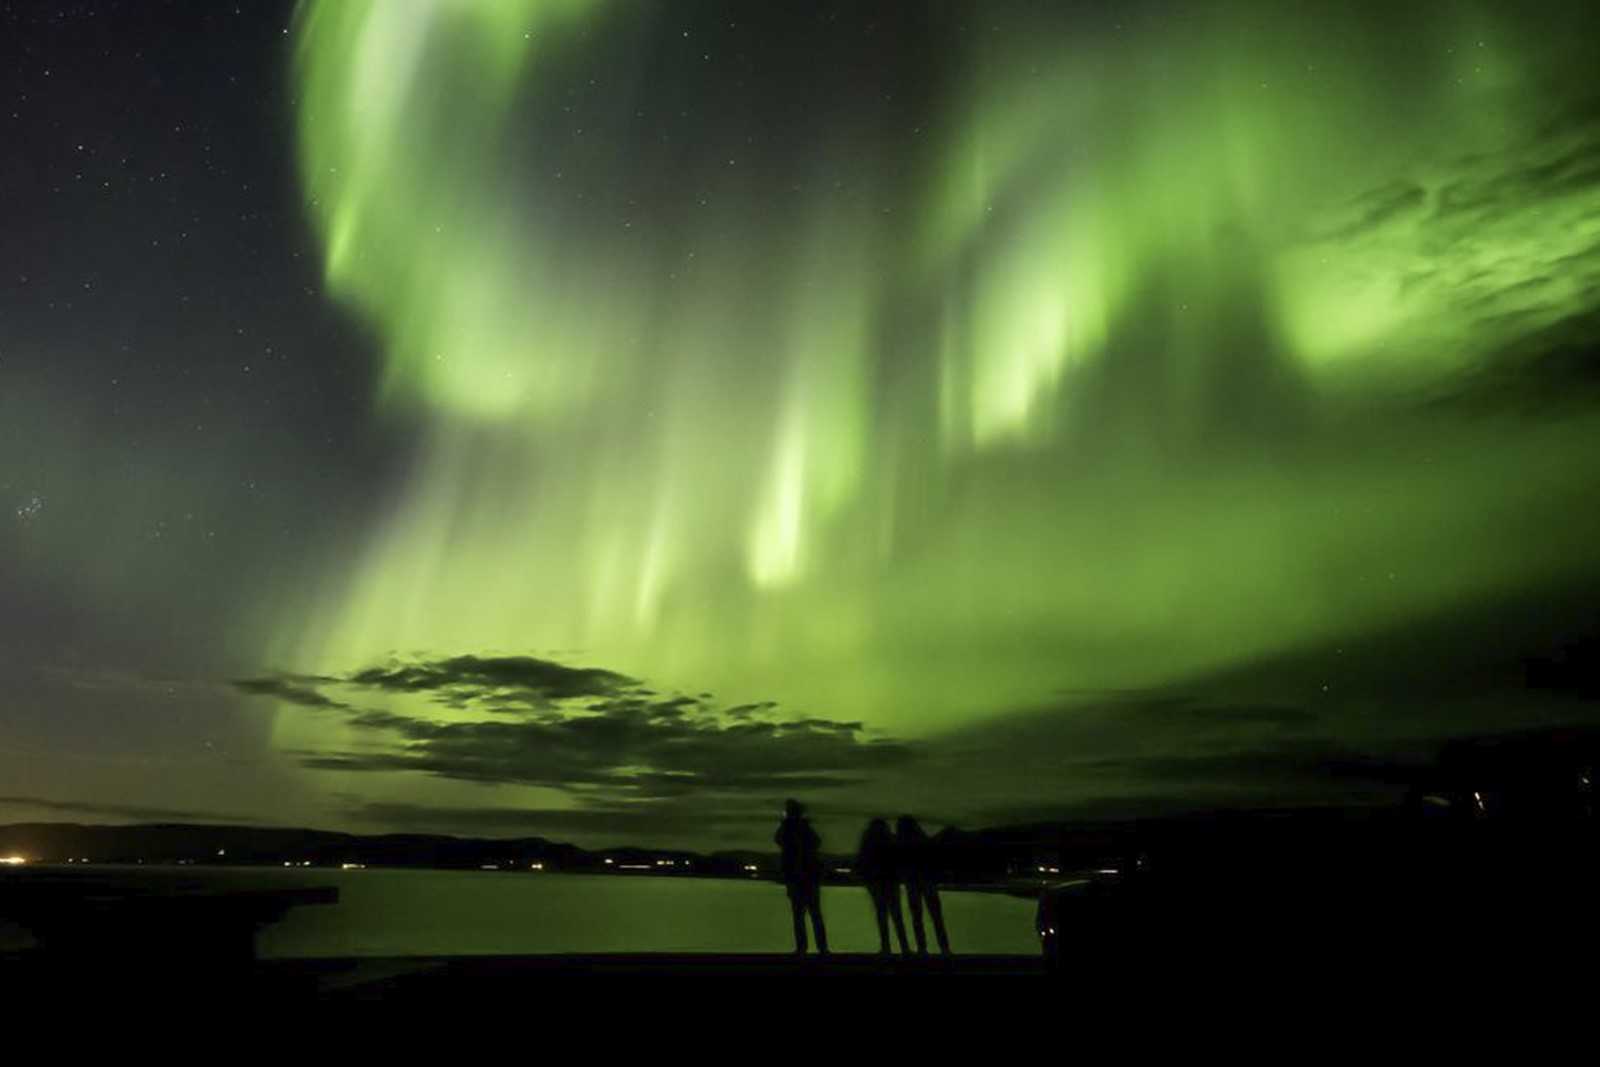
(0, 822, 762, 876)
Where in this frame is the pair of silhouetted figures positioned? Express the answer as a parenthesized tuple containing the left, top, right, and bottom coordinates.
(774, 799, 951, 957)
(857, 815, 952, 957)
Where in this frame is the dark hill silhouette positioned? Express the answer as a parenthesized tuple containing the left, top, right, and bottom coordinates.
(0, 823, 593, 871)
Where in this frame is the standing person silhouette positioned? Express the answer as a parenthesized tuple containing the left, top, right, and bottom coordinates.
(896, 815, 952, 956)
(775, 799, 828, 956)
(856, 818, 910, 956)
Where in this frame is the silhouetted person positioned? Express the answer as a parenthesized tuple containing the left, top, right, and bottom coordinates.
(855, 819, 910, 956)
(775, 799, 828, 956)
(896, 815, 951, 956)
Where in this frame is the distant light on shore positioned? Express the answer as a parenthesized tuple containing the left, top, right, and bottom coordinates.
(0, 856, 26, 866)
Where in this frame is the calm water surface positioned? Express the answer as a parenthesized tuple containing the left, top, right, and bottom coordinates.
(246, 869, 1041, 958)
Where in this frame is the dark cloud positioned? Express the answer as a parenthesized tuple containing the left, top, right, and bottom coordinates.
(880, 583, 1600, 830)
(1080, 743, 1416, 789)
(0, 794, 264, 824)
(348, 654, 633, 705)
(233, 675, 351, 711)
(724, 702, 778, 720)
(1321, 179, 1427, 242)
(1434, 109, 1600, 222)
(1112, 697, 1318, 732)
(233, 653, 642, 716)
(1434, 313, 1600, 411)
(906, 733, 1430, 832)
(256, 652, 916, 801)
(296, 706, 910, 796)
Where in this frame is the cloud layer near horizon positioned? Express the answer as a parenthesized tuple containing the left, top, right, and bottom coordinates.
(235, 655, 914, 805)
(225, 596, 1600, 846)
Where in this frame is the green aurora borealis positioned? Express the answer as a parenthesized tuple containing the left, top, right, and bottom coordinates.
(281, 0, 1600, 715)
(4, 0, 1600, 844)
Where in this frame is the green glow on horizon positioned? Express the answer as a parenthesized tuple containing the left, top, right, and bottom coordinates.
(272, 0, 1600, 761)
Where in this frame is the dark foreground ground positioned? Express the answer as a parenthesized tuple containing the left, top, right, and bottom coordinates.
(300, 951, 1044, 993)
(1, 950, 1048, 1013)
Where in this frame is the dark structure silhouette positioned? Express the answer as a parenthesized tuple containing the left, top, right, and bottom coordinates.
(896, 815, 951, 956)
(1033, 730, 1600, 975)
(774, 799, 827, 955)
(855, 818, 910, 955)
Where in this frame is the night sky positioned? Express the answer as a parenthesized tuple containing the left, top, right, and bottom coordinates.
(4, 0, 1599, 850)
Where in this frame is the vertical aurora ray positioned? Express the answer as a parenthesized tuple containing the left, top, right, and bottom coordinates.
(274, 0, 1600, 755)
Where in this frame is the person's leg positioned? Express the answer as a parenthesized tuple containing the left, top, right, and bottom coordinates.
(789, 889, 808, 954)
(807, 886, 828, 955)
(887, 884, 910, 955)
(926, 887, 951, 955)
(870, 886, 890, 954)
(906, 880, 928, 954)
